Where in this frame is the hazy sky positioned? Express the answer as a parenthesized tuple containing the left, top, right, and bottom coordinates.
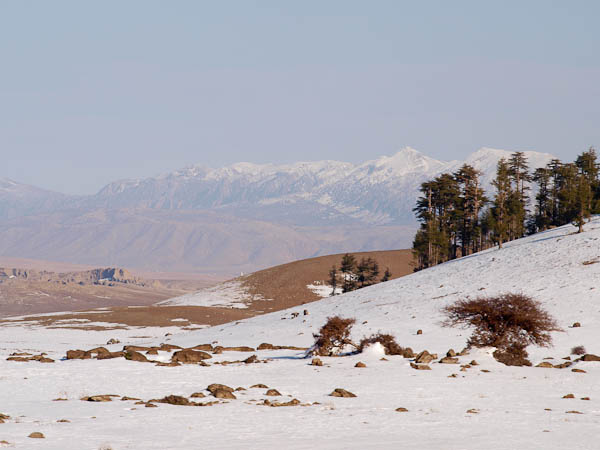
(1, 1, 599, 194)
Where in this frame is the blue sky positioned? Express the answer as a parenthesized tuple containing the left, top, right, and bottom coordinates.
(1, 1, 599, 193)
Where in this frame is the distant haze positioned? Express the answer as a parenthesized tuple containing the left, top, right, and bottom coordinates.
(0, 1, 598, 194)
(0, 148, 553, 274)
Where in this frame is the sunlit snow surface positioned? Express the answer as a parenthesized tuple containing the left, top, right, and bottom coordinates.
(1, 219, 600, 449)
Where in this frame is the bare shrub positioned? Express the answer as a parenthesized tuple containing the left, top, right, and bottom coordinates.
(492, 344, 532, 367)
(359, 333, 404, 355)
(571, 345, 586, 356)
(310, 316, 356, 356)
(442, 293, 561, 365)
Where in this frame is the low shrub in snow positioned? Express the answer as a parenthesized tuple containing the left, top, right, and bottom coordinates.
(571, 345, 586, 355)
(358, 333, 404, 355)
(310, 316, 356, 356)
(442, 293, 561, 366)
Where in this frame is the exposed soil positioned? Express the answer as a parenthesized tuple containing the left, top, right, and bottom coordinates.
(0, 249, 414, 328)
(242, 249, 414, 311)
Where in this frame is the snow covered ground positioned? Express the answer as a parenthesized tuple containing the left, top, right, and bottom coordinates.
(1, 218, 600, 449)
(157, 280, 259, 308)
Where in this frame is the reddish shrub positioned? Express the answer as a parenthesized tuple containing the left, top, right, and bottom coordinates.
(492, 344, 532, 367)
(311, 316, 356, 356)
(442, 293, 561, 365)
(359, 333, 404, 355)
(571, 345, 586, 356)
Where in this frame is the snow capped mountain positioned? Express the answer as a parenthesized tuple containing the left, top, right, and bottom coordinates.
(0, 148, 557, 272)
(88, 147, 555, 226)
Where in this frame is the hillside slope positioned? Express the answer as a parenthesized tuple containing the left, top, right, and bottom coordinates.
(3, 191, 600, 450)
(161, 249, 414, 311)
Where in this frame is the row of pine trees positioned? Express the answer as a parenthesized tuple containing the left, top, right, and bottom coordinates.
(413, 148, 599, 271)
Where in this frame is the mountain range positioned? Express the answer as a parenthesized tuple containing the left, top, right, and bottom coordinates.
(0, 147, 554, 273)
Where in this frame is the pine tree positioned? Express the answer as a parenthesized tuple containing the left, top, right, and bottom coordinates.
(455, 164, 487, 255)
(531, 167, 552, 233)
(507, 152, 531, 239)
(328, 265, 338, 296)
(356, 257, 379, 288)
(491, 158, 511, 248)
(381, 267, 391, 282)
(575, 147, 599, 216)
(340, 253, 357, 292)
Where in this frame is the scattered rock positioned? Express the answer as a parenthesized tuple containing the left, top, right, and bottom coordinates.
(96, 351, 125, 360)
(572, 322, 581, 327)
(251, 384, 269, 389)
(124, 350, 149, 362)
(458, 348, 470, 356)
(566, 410, 583, 414)
(466, 409, 479, 414)
(66, 350, 91, 360)
(311, 358, 323, 366)
(581, 397, 591, 401)
(146, 349, 159, 355)
(235, 387, 246, 391)
(470, 360, 479, 366)
(410, 362, 432, 370)
(222, 346, 255, 352)
(81, 395, 113, 402)
(190, 392, 206, 398)
(402, 348, 416, 358)
(264, 398, 301, 407)
(265, 389, 281, 396)
(121, 396, 141, 401)
(28, 432, 45, 439)
(481, 369, 490, 373)
(159, 344, 183, 351)
(446, 349, 456, 357)
(155, 361, 181, 367)
(416, 329, 423, 335)
(56, 419, 70, 423)
(257, 343, 307, 351)
(145, 403, 158, 408)
(213, 390, 236, 400)
(553, 362, 572, 369)
(536, 362, 554, 368)
(106, 338, 120, 345)
(244, 355, 258, 364)
(154, 395, 191, 406)
(189, 344, 213, 351)
(207, 384, 234, 395)
(581, 354, 600, 362)
(439, 357, 459, 364)
(572, 368, 587, 373)
(562, 394, 575, 399)
(123, 345, 151, 352)
(171, 349, 212, 363)
(415, 351, 434, 364)
(330, 388, 356, 398)
(53, 398, 67, 401)
(355, 362, 367, 368)
(395, 407, 408, 412)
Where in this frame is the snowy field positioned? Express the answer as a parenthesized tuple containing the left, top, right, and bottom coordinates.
(157, 280, 258, 308)
(1, 218, 600, 449)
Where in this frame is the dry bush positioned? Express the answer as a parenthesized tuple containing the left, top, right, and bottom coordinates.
(571, 345, 586, 355)
(492, 344, 532, 367)
(311, 316, 356, 356)
(359, 333, 404, 355)
(442, 293, 561, 365)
